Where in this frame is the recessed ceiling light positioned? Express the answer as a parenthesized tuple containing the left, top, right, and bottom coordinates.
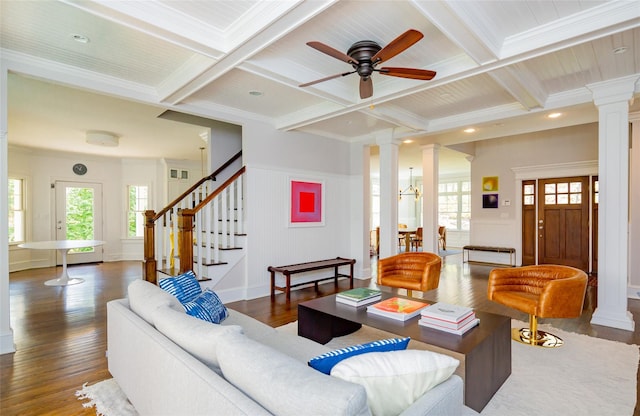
(71, 33, 90, 44)
(613, 46, 628, 55)
(248, 90, 263, 96)
(547, 112, 562, 119)
(464, 128, 476, 133)
(403, 139, 413, 144)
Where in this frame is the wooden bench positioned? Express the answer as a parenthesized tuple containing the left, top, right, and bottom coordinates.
(463, 245, 516, 267)
(268, 257, 356, 301)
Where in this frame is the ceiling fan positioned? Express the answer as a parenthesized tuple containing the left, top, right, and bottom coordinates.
(299, 29, 436, 99)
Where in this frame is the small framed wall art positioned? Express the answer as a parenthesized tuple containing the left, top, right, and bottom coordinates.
(289, 178, 324, 227)
(483, 193, 499, 209)
(482, 176, 499, 192)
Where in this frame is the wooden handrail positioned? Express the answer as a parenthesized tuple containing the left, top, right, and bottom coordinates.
(143, 151, 243, 282)
(153, 150, 242, 221)
(191, 166, 246, 214)
(177, 166, 246, 275)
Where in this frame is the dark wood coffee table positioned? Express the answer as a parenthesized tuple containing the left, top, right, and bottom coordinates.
(298, 293, 511, 412)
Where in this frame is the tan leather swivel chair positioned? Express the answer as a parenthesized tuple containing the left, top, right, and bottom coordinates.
(488, 265, 587, 347)
(377, 252, 442, 297)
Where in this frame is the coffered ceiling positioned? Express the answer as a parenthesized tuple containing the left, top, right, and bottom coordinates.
(2, 1, 639, 173)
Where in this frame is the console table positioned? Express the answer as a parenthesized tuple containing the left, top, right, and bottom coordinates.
(268, 257, 355, 301)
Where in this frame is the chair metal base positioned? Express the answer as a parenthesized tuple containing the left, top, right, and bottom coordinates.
(512, 327, 564, 348)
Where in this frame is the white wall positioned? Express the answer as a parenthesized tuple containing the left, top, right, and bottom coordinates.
(241, 121, 355, 300)
(469, 123, 599, 264)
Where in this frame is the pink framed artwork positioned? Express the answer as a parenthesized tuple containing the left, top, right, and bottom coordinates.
(289, 179, 324, 227)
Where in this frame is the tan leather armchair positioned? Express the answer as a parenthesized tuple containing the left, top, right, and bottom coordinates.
(488, 265, 587, 347)
(377, 252, 442, 297)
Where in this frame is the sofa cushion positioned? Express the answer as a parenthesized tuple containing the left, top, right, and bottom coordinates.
(183, 289, 228, 323)
(331, 350, 460, 416)
(218, 333, 371, 416)
(153, 305, 243, 374)
(128, 279, 183, 325)
(308, 337, 410, 374)
(158, 270, 202, 303)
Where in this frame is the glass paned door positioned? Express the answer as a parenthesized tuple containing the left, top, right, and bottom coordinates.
(55, 181, 103, 264)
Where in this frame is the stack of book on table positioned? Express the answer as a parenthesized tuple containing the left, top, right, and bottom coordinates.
(366, 297, 429, 321)
(335, 288, 382, 307)
(419, 302, 480, 335)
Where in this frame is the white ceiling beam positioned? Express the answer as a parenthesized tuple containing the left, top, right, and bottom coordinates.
(159, 0, 338, 104)
(488, 64, 548, 110)
(501, 0, 640, 59)
(410, 0, 500, 65)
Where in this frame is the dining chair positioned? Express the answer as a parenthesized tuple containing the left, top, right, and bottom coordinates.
(411, 227, 423, 251)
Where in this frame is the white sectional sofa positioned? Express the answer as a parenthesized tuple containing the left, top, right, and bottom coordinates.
(107, 279, 463, 416)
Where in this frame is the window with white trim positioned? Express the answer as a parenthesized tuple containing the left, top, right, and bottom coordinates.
(8, 177, 25, 244)
(127, 185, 149, 238)
(438, 179, 471, 231)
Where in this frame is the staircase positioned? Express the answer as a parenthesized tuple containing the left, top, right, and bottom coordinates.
(143, 152, 246, 285)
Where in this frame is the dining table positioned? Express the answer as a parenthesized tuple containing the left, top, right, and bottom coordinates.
(18, 239, 106, 286)
(397, 229, 417, 252)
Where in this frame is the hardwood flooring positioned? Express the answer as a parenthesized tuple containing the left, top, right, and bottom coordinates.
(2, 254, 638, 415)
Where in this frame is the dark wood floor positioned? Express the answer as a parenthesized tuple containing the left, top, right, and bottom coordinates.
(2, 254, 638, 415)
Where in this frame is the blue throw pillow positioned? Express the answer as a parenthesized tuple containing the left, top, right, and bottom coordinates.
(308, 337, 410, 374)
(183, 289, 229, 324)
(158, 270, 202, 304)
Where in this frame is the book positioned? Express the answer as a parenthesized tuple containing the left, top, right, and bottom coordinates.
(367, 297, 429, 321)
(421, 302, 474, 323)
(336, 288, 382, 306)
(419, 312, 477, 330)
(419, 317, 480, 335)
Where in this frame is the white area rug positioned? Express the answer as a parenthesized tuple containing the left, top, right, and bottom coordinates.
(78, 321, 638, 416)
(76, 379, 138, 416)
(278, 320, 639, 416)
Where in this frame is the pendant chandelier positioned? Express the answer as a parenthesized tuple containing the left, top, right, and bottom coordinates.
(399, 167, 421, 201)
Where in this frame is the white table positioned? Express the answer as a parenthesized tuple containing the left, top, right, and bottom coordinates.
(18, 240, 106, 286)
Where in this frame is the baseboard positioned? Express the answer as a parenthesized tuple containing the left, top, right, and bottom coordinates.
(0, 329, 16, 355)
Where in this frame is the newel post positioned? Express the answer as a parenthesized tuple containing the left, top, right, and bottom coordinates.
(178, 209, 195, 274)
(143, 210, 157, 283)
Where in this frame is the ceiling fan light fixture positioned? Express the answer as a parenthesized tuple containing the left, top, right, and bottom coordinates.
(86, 130, 119, 147)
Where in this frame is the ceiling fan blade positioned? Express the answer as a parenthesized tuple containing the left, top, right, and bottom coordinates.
(360, 77, 373, 99)
(299, 71, 356, 88)
(371, 29, 424, 64)
(306, 41, 359, 65)
(378, 67, 436, 80)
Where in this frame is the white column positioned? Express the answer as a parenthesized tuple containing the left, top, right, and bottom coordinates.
(588, 75, 637, 331)
(349, 142, 371, 278)
(629, 112, 640, 295)
(377, 131, 399, 258)
(0, 64, 15, 354)
(421, 144, 440, 253)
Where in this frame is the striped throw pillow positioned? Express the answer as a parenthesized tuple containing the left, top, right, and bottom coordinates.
(158, 270, 202, 304)
(308, 337, 410, 374)
(183, 289, 229, 324)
